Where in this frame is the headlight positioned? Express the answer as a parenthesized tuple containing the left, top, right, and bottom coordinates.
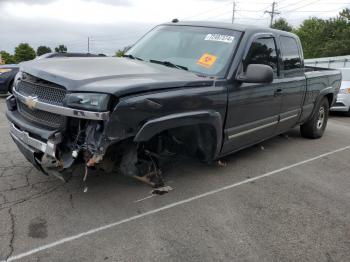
(64, 93, 111, 112)
(0, 68, 12, 75)
(339, 88, 350, 94)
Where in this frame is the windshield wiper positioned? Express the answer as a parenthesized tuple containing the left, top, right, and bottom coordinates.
(149, 59, 188, 71)
(122, 54, 143, 61)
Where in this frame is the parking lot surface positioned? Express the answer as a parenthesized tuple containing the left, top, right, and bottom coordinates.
(1, 97, 350, 262)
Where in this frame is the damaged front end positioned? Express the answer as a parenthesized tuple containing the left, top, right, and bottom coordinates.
(6, 73, 166, 188)
(7, 72, 220, 190)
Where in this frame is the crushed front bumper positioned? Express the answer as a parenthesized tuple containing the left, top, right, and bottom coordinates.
(9, 124, 57, 158)
(10, 130, 44, 171)
(6, 95, 64, 174)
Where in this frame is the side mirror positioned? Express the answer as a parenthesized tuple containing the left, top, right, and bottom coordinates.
(236, 64, 274, 83)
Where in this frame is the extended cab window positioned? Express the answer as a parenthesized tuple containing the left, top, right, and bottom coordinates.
(280, 36, 302, 76)
(126, 25, 241, 77)
(244, 37, 278, 74)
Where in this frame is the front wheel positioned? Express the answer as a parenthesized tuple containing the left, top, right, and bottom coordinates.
(300, 98, 329, 139)
(8, 80, 14, 94)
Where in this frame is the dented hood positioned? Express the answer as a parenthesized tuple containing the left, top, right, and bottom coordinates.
(20, 57, 214, 96)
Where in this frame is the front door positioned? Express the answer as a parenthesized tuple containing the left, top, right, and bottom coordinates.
(222, 36, 282, 155)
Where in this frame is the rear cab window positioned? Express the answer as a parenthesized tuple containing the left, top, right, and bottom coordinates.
(280, 36, 303, 77)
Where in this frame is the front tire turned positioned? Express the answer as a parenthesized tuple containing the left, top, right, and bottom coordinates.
(300, 97, 329, 139)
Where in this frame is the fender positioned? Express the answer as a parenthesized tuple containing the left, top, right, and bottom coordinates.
(309, 86, 336, 119)
(134, 110, 223, 158)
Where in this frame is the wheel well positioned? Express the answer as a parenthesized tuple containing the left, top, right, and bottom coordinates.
(325, 93, 333, 107)
(8, 79, 14, 93)
(143, 124, 217, 162)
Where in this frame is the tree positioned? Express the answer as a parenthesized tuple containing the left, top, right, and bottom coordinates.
(115, 49, 125, 57)
(115, 46, 132, 57)
(340, 8, 350, 20)
(37, 46, 52, 56)
(0, 51, 16, 64)
(294, 9, 350, 58)
(54, 45, 67, 53)
(14, 43, 36, 63)
(272, 18, 293, 32)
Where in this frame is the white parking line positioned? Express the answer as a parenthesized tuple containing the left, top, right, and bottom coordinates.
(134, 195, 156, 203)
(4, 145, 350, 262)
(0, 125, 8, 129)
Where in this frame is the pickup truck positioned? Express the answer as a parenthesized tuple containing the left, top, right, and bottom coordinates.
(6, 22, 342, 187)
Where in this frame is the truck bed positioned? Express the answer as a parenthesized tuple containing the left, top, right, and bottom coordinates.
(305, 66, 342, 103)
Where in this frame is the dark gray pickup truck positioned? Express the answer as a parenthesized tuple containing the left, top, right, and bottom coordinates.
(6, 22, 341, 187)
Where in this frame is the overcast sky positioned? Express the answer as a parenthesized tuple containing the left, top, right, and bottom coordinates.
(0, 0, 349, 55)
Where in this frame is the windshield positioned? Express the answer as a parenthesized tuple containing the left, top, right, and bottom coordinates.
(126, 25, 241, 77)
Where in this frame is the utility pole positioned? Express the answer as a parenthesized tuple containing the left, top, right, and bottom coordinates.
(88, 37, 91, 53)
(265, 2, 280, 27)
(232, 1, 236, 23)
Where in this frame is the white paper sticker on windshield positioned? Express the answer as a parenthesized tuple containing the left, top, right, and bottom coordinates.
(204, 34, 234, 43)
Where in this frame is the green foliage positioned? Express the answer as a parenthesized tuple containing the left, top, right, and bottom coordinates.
(37, 46, 52, 56)
(115, 49, 125, 57)
(115, 46, 132, 57)
(0, 51, 16, 64)
(14, 43, 36, 63)
(54, 45, 67, 53)
(272, 18, 293, 32)
(294, 9, 350, 58)
(340, 8, 350, 20)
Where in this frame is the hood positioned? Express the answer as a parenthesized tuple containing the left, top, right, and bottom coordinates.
(20, 57, 214, 97)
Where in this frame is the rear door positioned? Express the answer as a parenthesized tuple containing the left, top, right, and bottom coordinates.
(275, 36, 306, 133)
(222, 35, 283, 154)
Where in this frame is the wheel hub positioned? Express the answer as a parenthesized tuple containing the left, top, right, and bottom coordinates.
(317, 107, 325, 129)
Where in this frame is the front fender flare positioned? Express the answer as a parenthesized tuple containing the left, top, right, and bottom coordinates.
(134, 110, 223, 159)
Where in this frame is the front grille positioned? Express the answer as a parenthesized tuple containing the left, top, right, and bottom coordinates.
(16, 74, 68, 129)
(18, 103, 67, 129)
(17, 75, 67, 106)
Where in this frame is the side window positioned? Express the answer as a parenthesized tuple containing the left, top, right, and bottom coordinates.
(244, 37, 278, 74)
(280, 36, 302, 75)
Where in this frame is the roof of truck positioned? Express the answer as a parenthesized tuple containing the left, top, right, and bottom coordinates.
(161, 21, 297, 37)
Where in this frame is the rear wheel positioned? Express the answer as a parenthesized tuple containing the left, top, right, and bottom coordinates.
(300, 98, 329, 139)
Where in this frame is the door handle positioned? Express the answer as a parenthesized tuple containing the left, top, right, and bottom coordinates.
(274, 88, 282, 96)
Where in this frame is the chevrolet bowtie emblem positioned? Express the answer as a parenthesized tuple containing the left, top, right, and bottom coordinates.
(25, 96, 38, 110)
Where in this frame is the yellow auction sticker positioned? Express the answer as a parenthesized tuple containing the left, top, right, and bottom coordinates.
(197, 53, 217, 68)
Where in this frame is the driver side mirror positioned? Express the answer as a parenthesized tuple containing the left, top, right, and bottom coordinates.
(236, 64, 274, 83)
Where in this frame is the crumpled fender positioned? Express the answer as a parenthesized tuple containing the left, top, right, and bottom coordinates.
(134, 110, 223, 158)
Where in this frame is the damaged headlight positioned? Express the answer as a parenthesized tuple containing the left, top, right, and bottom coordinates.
(64, 93, 111, 112)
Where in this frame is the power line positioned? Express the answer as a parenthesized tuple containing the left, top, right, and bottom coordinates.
(283, 0, 321, 14)
(278, 0, 307, 10)
(182, 1, 233, 20)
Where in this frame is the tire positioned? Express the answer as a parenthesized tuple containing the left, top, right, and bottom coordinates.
(345, 108, 350, 117)
(300, 97, 329, 139)
(8, 80, 14, 94)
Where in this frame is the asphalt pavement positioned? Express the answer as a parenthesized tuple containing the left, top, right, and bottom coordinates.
(0, 97, 350, 262)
